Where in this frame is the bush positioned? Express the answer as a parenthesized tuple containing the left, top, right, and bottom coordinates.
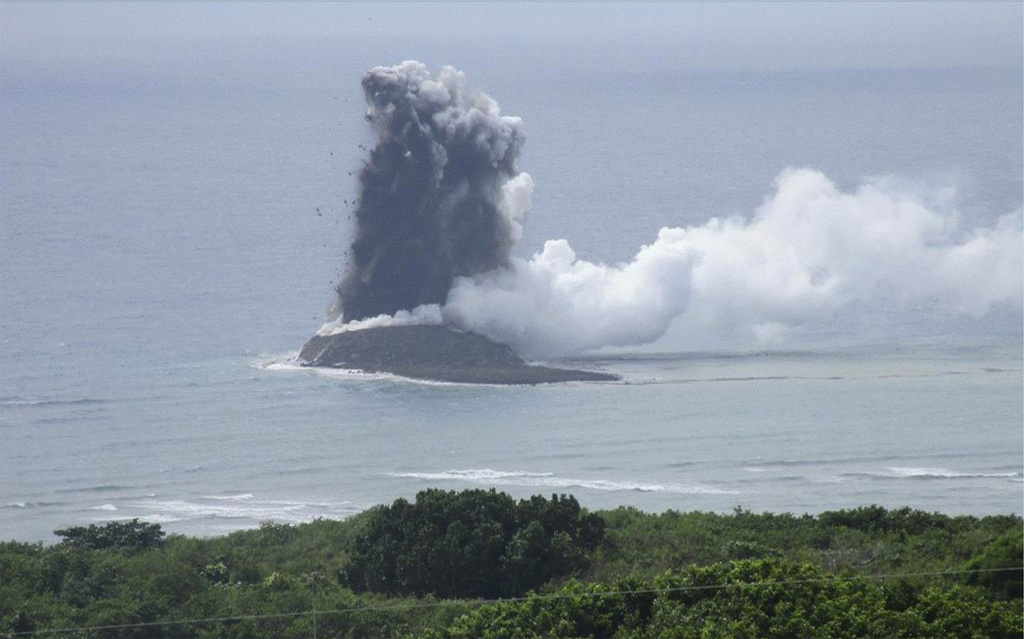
(965, 527, 1024, 600)
(343, 489, 604, 598)
(54, 519, 165, 552)
(419, 560, 1024, 639)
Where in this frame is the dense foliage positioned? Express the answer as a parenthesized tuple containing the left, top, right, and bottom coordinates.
(54, 520, 165, 553)
(0, 492, 1020, 639)
(344, 489, 604, 598)
(589, 505, 1023, 590)
(421, 560, 1024, 639)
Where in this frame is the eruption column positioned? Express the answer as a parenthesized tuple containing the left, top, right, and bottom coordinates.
(337, 61, 531, 322)
(325, 61, 1022, 357)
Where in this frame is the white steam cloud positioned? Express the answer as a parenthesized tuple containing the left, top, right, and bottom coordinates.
(319, 305, 442, 336)
(324, 168, 1021, 355)
(325, 61, 1022, 357)
(436, 168, 1021, 357)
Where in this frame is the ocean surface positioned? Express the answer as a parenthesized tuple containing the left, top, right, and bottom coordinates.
(2, 40, 1021, 541)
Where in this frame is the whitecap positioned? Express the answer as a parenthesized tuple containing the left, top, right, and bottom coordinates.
(138, 514, 185, 524)
(390, 469, 555, 481)
(128, 497, 363, 525)
(887, 467, 1019, 479)
(844, 467, 1020, 480)
(387, 469, 738, 495)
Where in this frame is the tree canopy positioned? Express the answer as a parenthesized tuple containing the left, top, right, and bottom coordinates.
(343, 489, 605, 598)
(1, 493, 1019, 638)
(54, 519, 165, 552)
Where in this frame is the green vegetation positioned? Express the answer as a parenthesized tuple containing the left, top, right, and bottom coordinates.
(421, 562, 1023, 639)
(345, 489, 603, 598)
(1, 490, 1020, 638)
(53, 520, 165, 553)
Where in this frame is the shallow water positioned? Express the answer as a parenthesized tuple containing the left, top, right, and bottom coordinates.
(2, 344, 1020, 541)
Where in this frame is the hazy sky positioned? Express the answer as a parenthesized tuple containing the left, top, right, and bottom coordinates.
(2, 2, 1021, 70)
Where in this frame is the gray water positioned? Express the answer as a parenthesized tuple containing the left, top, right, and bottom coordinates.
(2, 40, 1021, 541)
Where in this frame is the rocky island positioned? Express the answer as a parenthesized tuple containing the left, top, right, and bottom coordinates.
(299, 325, 618, 385)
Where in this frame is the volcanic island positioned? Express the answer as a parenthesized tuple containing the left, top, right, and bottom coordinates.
(299, 325, 618, 385)
(299, 63, 619, 384)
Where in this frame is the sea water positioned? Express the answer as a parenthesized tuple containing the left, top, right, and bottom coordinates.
(1, 40, 1021, 541)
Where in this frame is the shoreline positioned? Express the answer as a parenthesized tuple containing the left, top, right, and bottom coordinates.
(4, 492, 1020, 638)
(7, 498, 1022, 546)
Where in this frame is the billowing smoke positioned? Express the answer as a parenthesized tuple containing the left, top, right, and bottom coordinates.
(327, 62, 1023, 356)
(443, 169, 1023, 356)
(337, 61, 532, 322)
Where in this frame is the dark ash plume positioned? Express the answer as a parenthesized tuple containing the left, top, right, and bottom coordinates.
(337, 61, 530, 322)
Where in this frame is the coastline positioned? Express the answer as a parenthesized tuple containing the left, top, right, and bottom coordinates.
(4, 493, 1020, 638)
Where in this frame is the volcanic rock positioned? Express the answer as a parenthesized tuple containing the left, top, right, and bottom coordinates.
(299, 325, 618, 385)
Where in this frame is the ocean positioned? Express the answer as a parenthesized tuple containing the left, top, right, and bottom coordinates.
(1, 40, 1021, 541)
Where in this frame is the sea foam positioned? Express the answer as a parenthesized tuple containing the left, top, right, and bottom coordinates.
(387, 469, 738, 495)
(842, 467, 1020, 481)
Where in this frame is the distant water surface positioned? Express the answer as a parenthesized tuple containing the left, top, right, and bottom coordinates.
(1, 44, 1021, 540)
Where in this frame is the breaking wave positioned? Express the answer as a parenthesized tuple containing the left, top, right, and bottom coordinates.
(844, 467, 1020, 480)
(126, 496, 363, 524)
(387, 469, 739, 495)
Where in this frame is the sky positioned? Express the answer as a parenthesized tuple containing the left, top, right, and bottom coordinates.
(1, 2, 1021, 70)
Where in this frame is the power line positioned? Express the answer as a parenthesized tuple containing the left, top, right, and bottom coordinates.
(9, 565, 1021, 637)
